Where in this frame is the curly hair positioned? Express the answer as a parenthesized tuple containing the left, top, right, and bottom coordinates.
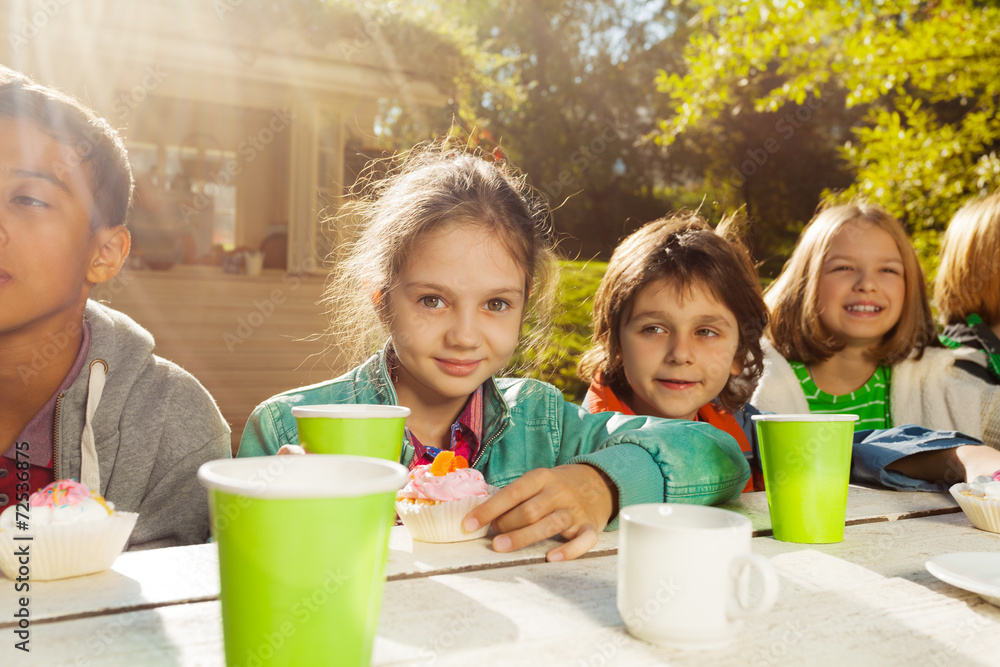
(578, 211, 768, 412)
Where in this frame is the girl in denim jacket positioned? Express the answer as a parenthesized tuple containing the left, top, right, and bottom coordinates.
(239, 146, 749, 561)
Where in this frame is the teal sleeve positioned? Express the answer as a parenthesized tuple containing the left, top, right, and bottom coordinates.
(557, 399, 751, 529)
(237, 402, 284, 457)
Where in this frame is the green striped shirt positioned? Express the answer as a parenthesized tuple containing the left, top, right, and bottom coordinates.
(789, 361, 891, 430)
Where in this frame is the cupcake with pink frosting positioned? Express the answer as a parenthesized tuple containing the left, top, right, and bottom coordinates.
(396, 451, 497, 542)
(0, 479, 138, 581)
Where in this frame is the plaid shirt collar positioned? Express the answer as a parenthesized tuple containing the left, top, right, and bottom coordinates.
(407, 385, 485, 470)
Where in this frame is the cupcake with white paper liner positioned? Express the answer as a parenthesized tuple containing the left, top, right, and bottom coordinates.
(950, 470, 1000, 534)
(0, 479, 138, 581)
(396, 451, 497, 543)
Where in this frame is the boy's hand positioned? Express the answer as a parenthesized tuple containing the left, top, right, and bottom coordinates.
(276, 444, 306, 455)
(462, 464, 616, 562)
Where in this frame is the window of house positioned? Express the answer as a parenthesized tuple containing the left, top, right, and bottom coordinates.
(128, 141, 238, 267)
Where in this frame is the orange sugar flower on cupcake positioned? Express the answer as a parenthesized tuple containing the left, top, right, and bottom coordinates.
(396, 451, 497, 542)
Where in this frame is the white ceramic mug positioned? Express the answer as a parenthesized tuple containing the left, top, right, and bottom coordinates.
(618, 503, 779, 648)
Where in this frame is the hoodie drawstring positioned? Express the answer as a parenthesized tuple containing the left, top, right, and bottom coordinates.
(80, 359, 107, 490)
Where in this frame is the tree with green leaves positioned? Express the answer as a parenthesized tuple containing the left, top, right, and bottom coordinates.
(390, 0, 720, 258)
(657, 0, 1000, 273)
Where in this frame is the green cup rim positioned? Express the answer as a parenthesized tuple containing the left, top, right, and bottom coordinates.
(198, 455, 407, 499)
(291, 404, 411, 419)
(751, 413, 858, 422)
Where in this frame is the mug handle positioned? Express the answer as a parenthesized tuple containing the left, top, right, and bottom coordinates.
(726, 553, 779, 619)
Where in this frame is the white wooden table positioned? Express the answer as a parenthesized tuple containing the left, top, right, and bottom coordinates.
(3, 486, 998, 666)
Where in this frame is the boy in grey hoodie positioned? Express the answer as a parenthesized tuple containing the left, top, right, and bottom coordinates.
(0, 66, 231, 549)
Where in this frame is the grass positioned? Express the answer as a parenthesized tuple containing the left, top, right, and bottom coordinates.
(519, 258, 608, 403)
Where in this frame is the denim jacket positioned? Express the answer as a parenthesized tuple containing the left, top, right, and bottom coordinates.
(238, 345, 751, 528)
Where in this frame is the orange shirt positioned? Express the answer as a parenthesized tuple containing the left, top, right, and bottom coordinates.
(583, 377, 764, 493)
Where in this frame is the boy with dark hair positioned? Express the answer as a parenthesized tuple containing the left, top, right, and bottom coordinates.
(0, 65, 230, 549)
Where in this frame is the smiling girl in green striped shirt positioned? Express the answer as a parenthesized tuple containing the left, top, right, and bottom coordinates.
(752, 202, 1000, 450)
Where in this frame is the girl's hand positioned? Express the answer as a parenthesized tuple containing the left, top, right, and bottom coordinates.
(886, 444, 1000, 483)
(276, 444, 307, 455)
(954, 445, 1000, 482)
(462, 464, 616, 562)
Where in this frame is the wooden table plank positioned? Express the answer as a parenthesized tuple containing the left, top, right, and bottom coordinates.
(0, 529, 619, 628)
(0, 486, 961, 628)
(0, 543, 221, 629)
(5, 601, 226, 667)
(11, 513, 999, 667)
(720, 484, 960, 535)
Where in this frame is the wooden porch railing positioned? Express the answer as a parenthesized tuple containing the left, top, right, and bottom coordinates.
(98, 266, 340, 454)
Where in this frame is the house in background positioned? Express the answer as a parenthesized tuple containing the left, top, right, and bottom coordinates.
(1, 0, 448, 450)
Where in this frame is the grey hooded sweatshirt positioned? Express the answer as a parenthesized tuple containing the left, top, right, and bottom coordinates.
(53, 301, 231, 550)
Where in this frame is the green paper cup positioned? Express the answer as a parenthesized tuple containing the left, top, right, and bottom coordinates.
(198, 455, 407, 667)
(751, 414, 858, 543)
(291, 404, 410, 461)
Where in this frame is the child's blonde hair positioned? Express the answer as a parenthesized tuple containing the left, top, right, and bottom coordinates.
(323, 143, 558, 369)
(766, 201, 936, 365)
(578, 211, 768, 412)
(934, 191, 1000, 327)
